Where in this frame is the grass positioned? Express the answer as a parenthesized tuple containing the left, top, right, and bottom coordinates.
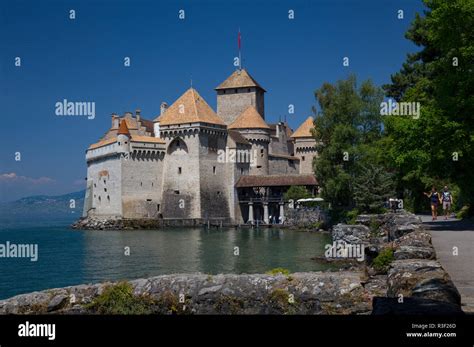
(266, 268, 291, 276)
(85, 282, 155, 315)
(371, 248, 394, 273)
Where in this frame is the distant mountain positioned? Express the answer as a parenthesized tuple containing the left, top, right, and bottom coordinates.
(0, 190, 85, 222)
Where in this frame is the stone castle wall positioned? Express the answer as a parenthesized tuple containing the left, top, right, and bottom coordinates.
(217, 88, 264, 125)
(294, 138, 317, 174)
(86, 155, 122, 218)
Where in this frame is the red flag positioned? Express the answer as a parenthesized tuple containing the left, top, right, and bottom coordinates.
(238, 30, 241, 50)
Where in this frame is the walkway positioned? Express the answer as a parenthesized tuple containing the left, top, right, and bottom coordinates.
(418, 214, 474, 313)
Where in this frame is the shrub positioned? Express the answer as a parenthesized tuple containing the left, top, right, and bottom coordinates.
(371, 248, 394, 273)
(456, 205, 470, 219)
(266, 268, 291, 276)
(86, 282, 154, 315)
(346, 209, 359, 224)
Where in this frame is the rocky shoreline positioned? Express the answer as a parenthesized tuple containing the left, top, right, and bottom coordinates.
(71, 217, 163, 230)
(1, 210, 464, 315)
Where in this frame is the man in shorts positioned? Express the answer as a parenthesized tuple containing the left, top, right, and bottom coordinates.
(441, 186, 453, 220)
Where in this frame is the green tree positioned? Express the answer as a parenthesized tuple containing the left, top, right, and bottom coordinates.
(353, 163, 395, 213)
(312, 75, 388, 211)
(383, 0, 474, 213)
(284, 186, 311, 201)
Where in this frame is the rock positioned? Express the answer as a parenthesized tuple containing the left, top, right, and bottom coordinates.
(387, 259, 461, 305)
(372, 297, 464, 315)
(47, 294, 68, 312)
(394, 230, 432, 248)
(332, 224, 371, 245)
(394, 246, 436, 260)
(0, 272, 370, 315)
(355, 214, 387, 227)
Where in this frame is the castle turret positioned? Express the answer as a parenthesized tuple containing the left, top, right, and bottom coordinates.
(117, 119, 131, 154)
(228, 106, 270, 175)
(291, 116, 317, 174)
(215, 69, 266, 125)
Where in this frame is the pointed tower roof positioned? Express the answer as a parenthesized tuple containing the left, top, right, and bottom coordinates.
(215, 69, 266, 91)
(228, 106, 270, 130)
(117, 119, 130, 136)
(155, 88, 225, 126)
(291, 117, 315, 138)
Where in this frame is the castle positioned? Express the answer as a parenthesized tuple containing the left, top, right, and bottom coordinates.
(82, 68, 318, 225)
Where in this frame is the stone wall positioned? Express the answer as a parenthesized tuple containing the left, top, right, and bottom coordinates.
(333, 211, 463, 314)
(217, 88, 264, 125)
(293, 138, 317, 175)
(0, 272, 372, 315)
(268, 155, 299, 175)
(86, 155, 122, 218)
(161, 134, 201, 219)
(121, 149, 164, 219)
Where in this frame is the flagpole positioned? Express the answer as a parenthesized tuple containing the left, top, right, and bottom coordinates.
(238, 28, 242, 71)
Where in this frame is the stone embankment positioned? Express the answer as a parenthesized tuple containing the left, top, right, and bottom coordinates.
(0, 272, 372, 315)
(1, 210, 463, 315)
(333, 211, 462, 314)
(71, 217, 163, 230)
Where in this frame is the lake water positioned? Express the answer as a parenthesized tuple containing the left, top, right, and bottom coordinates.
(0, 219, 332, 300)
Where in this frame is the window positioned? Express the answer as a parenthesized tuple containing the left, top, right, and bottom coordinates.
(217, 191, 221, 196)
(104, 188, 107, 192)
(240, 168, 244, 175)
(247, 88, 251, 92)
(107, 195, 110, 202)
(213, 166, 216, 175)
(157, 204, 160, 211)
(146, 199, 152, 202)
(234, 89, 238, 93)
(178, 167, 182, 174)
(174, 190, 180, 195)
(260, 149, 264, 157)
(302, 156, 305, 161)
(94, 183, 96, 188)
(140, 182, 143, 187)
(103, 180, 106, 184)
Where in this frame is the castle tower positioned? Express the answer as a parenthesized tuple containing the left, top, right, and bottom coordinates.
(291, 116, 317, 175)
(154, 88, 230, 222)
(228, 106, 270, 176)
(117, 119, 131, 154)
(215, 69, 266, 125)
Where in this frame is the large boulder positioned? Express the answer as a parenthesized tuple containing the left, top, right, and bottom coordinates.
(394, 246, 436, 260)
(387, 259, 461, 305)
(394, 230, 433, 248)
(332, 224, 371, 245)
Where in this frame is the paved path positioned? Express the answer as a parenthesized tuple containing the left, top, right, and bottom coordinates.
(418, 214, 474, 313)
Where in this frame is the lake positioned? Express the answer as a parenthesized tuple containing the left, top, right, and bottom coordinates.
(0, 219, 332, 300)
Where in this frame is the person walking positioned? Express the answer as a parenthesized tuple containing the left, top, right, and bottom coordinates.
(424, 186, 441, 221)
(441, 185, 453, 220)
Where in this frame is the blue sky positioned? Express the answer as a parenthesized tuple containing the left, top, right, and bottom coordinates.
(0, 0, 425, 202)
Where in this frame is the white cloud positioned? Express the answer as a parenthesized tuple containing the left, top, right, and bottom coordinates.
(0, 172, 55, 185)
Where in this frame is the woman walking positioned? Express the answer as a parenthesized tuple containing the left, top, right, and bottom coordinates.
(424, 187, 441, 221)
